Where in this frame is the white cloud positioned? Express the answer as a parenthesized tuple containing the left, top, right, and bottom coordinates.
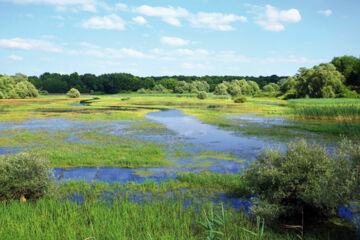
(134, 5, 246, 30)
(161, 36, 188, 47)
(82, 14, 125, 30)
(190, 12, 247, 31)
(133, 16, 147, 25)
(0, 38, 62, 52)
(8, 54, 23, 61)
(69, 47, 150, 59)
(1, 0, 99, 12)
(176, 48, 209, 56)
(134, 5, 189, 27)
(254, 5, 301, 32)
(115, 3, 127, 11)
(80, 41, 100, 48)
(318, 9, 332, 17)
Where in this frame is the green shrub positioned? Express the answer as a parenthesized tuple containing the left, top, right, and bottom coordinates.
(67, 88, 80, 98)
(137, 88, 148, 94)
(153, 84, 168, 94)
(0, 153, 53, 200)
(242, 139, 360, 222)
(0, 91, 4, 99)
(233, 96, 247, 103)
(14, 81, 39, 98)
(197, 91, 207, 99)
(39, 90, 49, 96)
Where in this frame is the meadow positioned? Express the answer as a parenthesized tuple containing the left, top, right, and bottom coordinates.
(0, 93, 359, 239)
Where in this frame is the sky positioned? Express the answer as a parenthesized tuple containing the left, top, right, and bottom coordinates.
(0, 0, 359, 77)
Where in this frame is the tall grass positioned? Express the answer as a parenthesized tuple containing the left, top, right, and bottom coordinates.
(289, 98, 360, 120)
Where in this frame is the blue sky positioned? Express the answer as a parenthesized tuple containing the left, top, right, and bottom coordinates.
(0, 0, 359, 77)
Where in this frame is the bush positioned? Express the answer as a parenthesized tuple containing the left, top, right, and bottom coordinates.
(39, 90, 49, 96)
(197, 91, 207, 99)
(233, 96, 247, 103)
(242, 139, 360, 222)
(153, 84, 168, 94)
(0, 153, 53, 200)
(67, 88, 80, 98)
(137, 88, 148, 94)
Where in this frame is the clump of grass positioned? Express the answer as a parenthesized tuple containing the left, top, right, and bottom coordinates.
(289, 99, 360, 120)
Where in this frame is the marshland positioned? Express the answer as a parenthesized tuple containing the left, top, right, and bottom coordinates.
(1, 1, 360, 239)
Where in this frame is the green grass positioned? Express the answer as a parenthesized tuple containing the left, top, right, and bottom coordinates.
(0, 178, 356, 240)
(289, 98, 360, 120)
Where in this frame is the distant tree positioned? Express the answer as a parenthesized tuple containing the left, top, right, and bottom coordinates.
(227, 82, 242, 96)
(296, 63, 346, 98)
(174, 81, 190, 93)
(214, 83, 228, 95)
(143, 78, 156, 89)
(0, 74, 38, 99)
(332, 56, 360, 86)
(153, 84, 168, 93)
(191, 81, 210, 92)
(159, 78, 177, 91)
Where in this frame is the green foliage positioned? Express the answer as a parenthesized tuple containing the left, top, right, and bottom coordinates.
(321, 86, 336, 98)
(159, 78, 178, 91)
(0, 74, 38, 99)
(332, 56, 360, 86)
(0, 153, 53, 200)
(197, 91, 208, 99)
(137, 88, 150, 94)
(243, 139, 360, 221)
(296, 63, 346, 98)
(192, 80, 210, 93)
(153, 84, 168, 93)
(233, 96, 247, 103)
(15, 81, 39, 98)
(214, 83, 228, 95)
(174, 81, 190, 93)
(66, 88, 80, 98)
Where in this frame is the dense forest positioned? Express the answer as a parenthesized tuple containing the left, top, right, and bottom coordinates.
(1, 55, 359, 99)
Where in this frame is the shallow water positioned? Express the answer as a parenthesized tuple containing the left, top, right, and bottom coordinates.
(146, 109, 282, 159)
(255, 101, 286, 106)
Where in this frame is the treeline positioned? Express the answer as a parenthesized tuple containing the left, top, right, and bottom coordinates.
(264, 56, 360, 99)
(27, 72, 285, 94)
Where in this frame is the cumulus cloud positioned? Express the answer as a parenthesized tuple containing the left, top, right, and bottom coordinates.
(132, 16, 147, 25)
(160, 36, 188, 47)
(318, 9, 332, 16)
(134, 5, 189, 27)
(115, 3, 127, 11)
(0, 37, 62, 52)
(134, 5, 246, 30)
(82, 14, 125, 30)
(190, 12, 247, 31)
(69, 46, 150, 59)
(253, 5, 301, 32)
(8, 54, 23, 61)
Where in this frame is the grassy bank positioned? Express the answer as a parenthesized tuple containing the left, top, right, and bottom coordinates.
(0, 177, 356, 240)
